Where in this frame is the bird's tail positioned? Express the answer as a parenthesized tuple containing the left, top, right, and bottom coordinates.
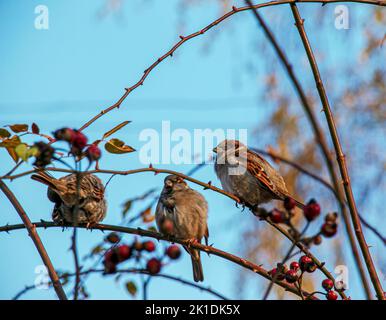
(31, 171, 67, 194)
(190, 249, 204, 282)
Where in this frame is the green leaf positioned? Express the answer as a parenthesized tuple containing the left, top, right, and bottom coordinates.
(102, 121, 131, 140)
(125, 281, 137, 297)
(7, 124, 28, 133)
(27, 146, 39, 158)
(104, 138, 135, 154)
(0, 128, 11, 138)
(15, 144, 29, 161)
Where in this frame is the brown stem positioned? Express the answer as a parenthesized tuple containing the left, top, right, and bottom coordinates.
(74, 0, 385, 134)
(244, 0, 373, 299)
(0, 221, 318, 299)
(290, 3, 384, 300)
(0, 180, 68, 300)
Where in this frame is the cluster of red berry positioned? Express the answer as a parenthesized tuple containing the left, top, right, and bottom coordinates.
(269, 255, 316, 284)
(102, 232, 181, 276)
(53, 127, 101, 161)
(322, 279, 339, 300)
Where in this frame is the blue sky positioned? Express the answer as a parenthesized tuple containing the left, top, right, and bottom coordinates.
(0, 0, 382, 299)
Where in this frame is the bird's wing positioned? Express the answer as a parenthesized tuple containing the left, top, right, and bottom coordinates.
(246, 149, 286, 199)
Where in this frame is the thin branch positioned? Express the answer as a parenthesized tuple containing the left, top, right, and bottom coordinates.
(0, 221, 319, 300)
(75, 0, 385, 134)
(244, 0, 373, 299)
(0, 180, 68, 300)
(13, 268, 229, 300)
(290, 3, 384, 299)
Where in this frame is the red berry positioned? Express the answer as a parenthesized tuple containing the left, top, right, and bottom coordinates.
(285, 270, 298, 283)
(146, 258, 162, 275)
(162, 219, 174, 234)
(105, 232, 120, 244)
(321, 222, 338, 238)
(269, 268, 285, 281)
(290, 261, 300, 271)
(299, 255, 315, 272)
(327, 290, 338, 300)
(322, 279, 334, 291)
(313, 235, 323, 245)
(117, 245, 131, 261)
(270, 209, 284, 224)
(325, 212, 338, 223)
(143, 241, 156, 252)
(104, 249, 119, 264)
(71, 130, 88, 153)
(166, 245, 181, 260)
(86, 144, 101, 161)
(133, 241, 144, 251)
(103, 260, 117, 274)
(303, 199, 321, 221)
(284, 197, 296, 211)
(53, 128, 75, 142)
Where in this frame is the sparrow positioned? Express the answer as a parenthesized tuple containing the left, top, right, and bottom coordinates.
(213, 140, 303, 209)
(31, 171, 107, 227)
(156, 175, 209, 282)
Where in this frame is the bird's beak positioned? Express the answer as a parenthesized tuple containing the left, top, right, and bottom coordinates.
(212, 147, 217, 153)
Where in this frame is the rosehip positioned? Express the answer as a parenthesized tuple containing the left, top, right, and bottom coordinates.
(284, 197, 296, 211)
(325, 212, 338, 223)
(270, 209, 284, 224)
(143, 241, 156, 252)
(104, 249, 119, 264)
(269, 268, 285, 281)
(322, 279, 334, 291)
(33, 142, 55, 167)
(117, 244, 131, 261)
(103, 261, 117, 274)
(299, 255, 315, 272)
(133, 241, 143, 251)
(53, 128, 75, 142)
(105, 232, 120, 244)
(321, 222, 338, 238)
(86, 144, 101, 161)
(146, 258, 162, 275)
(162, 219, 174, 234)
(290, 261, 300, 271)
(327, 290, 338, 300)
(70, 130, 88, 154)
(166, 245, 181, 260)
(303, 199, 321, 221)
(285, 269, 298, 283)
(313, 235, 323, 245)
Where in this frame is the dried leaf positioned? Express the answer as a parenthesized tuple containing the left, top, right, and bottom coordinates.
(6, 147, 19, 163)
(105, 138, 135, 154)
(141, 207, 152, 217)
(0, 128, 11, 138)
(7, 124, 28, 133)
(125, 281, 137, 297)
(122, 200, 132, 217)
(0, 135, 21, 148)
(31, 123, 40, 134)
(102, 121, 131, 140)
(143, 214, 155, 223)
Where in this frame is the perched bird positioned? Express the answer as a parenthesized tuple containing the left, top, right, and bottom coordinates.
(31, 171, 107, 227)
(213, 140, 303, 209)
(156, 175, 209, 282)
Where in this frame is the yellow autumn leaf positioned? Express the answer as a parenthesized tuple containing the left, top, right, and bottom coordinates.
(102, 121, 131, 140)
(104, 138, 135, 154)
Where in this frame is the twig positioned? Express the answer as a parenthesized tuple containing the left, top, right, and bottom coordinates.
(0, 221, 318, 300)
(0, 180, 68, 300)
(290, 3, 384, 300)
(75, 0, 385, 134)
(245, 0, 373, 299)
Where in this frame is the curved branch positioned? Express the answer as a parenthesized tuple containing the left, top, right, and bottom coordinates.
(0, 180, 67, 300)
(13, 268, 229, 300)
(0, 221, 318, 300)
(75, 0, 385, 134)
(290, 3, 384, 300)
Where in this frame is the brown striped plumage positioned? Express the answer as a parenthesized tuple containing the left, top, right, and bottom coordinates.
(31, 172, 107, 226)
